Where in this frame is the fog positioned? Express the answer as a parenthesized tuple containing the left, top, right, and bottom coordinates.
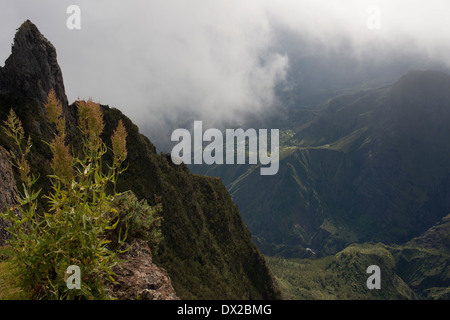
(1, 0, 450, 148)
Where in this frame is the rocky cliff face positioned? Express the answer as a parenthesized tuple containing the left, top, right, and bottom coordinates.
(107, 239, 179, 300)
(0, 146, 18, 245)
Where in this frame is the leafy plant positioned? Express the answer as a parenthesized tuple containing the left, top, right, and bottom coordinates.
(0, 90, 161, 299)
(110, 192, 163, 254)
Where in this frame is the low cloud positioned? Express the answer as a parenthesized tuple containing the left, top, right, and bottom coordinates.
(1, 1, 450, 148)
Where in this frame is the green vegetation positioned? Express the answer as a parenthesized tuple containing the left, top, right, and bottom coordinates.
(266, 243, 416, 300)
(266, 239, 450, 300)
(0, 93, 280, 300)
(0, 257, 24, 299)
(99, 106, 281, 299)
(110, 191, 163, 254)
(0, 91, 162, 299)
(195, 71, 450, 261)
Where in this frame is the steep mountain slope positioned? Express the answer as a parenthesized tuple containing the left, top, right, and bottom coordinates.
(195, 70, 450, 258)
(266, 243, 418, 300)
(407, 214, 450, 255)
(267, 215, 450, 300)
(0, 20, 281, 300)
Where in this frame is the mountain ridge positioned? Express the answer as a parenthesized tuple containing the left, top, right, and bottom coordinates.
(193, 69, 450, 259)
(0, 20, 281, 300)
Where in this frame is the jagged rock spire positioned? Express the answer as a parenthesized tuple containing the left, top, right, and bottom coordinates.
(1, 20, 68, 110)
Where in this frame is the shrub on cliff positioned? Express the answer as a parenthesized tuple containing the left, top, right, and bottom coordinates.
(0, 90, 161, 299)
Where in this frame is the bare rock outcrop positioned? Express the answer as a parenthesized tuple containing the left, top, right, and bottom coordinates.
(0, 146, 18, 245)
(0, 20, 75, 130)
(107, 239, 179, 300)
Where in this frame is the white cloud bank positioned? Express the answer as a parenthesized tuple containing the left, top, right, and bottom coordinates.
(1, 0, 450, 136)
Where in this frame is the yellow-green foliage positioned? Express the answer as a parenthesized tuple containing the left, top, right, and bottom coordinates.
(0, 258, 25, 299)
(111, 191, 163, 253)
(0, 93, 280, 300)
(0, 91, 160, 299)
(266, 243, 417, 300)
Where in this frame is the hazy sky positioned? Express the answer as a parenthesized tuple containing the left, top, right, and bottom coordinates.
(1, 0, 450, 141)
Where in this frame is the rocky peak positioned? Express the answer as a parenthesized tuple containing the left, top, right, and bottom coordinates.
(1, 20, 68, 111)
